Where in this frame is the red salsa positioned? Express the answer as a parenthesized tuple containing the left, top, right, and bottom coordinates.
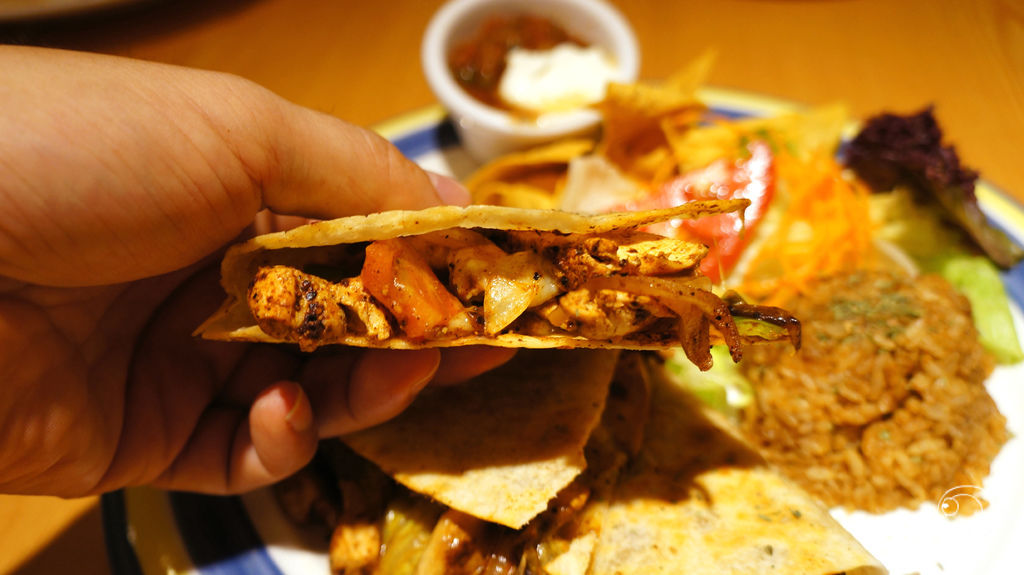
(448, 15, 586, 111)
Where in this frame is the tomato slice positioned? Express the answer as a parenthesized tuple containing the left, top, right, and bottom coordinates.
(623, 140, 776, 282)
(360, 239, 469, 340)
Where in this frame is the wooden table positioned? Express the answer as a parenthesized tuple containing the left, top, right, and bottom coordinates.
(0, 0, 1020, 573)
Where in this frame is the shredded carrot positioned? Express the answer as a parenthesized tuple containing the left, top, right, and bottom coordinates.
(736, 151, 876, 306)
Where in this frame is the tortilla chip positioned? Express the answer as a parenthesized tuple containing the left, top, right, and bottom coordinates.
(600, 47, 714, 125)
(464, 138, 594, 191)
(664, 49, 718, 95)
(586, 362, 887, 575)
(558, 155, 646, 214)
(598, 87, 703, 181)
(545, 532, 598, 575)
(596, 53, 712, 181)
(668, 103, 850, 173)
(341, 350, 618, 529)
(471, 181, 559, 209)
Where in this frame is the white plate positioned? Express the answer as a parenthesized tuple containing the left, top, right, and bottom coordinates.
(102, 90, 1024, 575)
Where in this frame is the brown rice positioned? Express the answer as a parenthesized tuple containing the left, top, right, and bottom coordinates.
(739, 270, 1008, 514)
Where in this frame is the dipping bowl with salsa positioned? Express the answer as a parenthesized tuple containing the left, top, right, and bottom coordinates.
(422, 0, 639, 162)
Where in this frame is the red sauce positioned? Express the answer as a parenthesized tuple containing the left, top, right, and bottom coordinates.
(447, 15, 586, 110)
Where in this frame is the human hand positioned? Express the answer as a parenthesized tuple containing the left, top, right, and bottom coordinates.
(0, 46, 514, 496)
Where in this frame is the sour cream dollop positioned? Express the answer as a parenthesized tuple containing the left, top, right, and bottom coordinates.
(498, 43, 618, 116)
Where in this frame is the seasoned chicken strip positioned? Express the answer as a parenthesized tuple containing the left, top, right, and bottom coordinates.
(329, 522, 380, 574)
(248, 265, 391, 351)
(503, 230, 708, 289)
(446, 242, 510, 304)
(538, 288, 674, 340)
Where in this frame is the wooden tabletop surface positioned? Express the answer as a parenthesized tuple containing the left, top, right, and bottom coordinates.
(1, 0, 1021, 573)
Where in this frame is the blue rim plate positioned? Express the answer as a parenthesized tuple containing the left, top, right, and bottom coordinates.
(102, 90, 1024, 575)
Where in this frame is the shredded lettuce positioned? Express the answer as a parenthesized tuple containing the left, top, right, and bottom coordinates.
(663, 345, 753, 418)
(936, 256, 1024, 364)
(870, 188, 964, 262)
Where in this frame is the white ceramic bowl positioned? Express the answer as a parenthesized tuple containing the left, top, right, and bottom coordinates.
(421, 0, 640, 163)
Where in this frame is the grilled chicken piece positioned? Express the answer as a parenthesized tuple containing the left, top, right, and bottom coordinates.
(319, 441, 395, 574)
(538, 288, 674, 340)
(446, 242, 510, 304)
(504, 230, 707, 289)
(404, 228, 495, 268)
(330, 522, 381, 574)
(248, 265, 391, 351)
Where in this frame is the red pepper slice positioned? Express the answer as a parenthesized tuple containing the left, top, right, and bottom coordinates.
(623, 141, 776, 282)
(360, 239, 468, 340)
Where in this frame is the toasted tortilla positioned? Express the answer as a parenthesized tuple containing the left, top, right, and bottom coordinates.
(340, 349, 618, 529)
(586, 360, 887, 575)
(328, 349, 884, 573)
(195, 201, 753, 350)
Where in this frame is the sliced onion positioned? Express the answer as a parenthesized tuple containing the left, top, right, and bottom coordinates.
(585, 275, 744, 362)
(678, 306, 713, 371)
(485, 275, 535, 335)
(484, 251, 562, 335)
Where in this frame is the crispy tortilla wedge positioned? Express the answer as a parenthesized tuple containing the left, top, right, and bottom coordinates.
(342, 349, 618, 530)
(586, 358, 887, 575)
(196, 203, 799, 368)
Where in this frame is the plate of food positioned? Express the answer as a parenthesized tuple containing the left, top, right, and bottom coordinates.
(101, 68, 1024, 575)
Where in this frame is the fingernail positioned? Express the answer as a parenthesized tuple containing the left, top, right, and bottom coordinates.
(427, 171, 471, 206)
(283, 382, 313, 433)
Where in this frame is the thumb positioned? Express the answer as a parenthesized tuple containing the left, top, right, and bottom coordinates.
(262, 104, 469, 219)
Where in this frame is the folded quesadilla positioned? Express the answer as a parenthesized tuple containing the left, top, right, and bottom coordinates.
(587, 354, 887, 575)
(196, 202, 799, 369)
(276, 350, 886, 574)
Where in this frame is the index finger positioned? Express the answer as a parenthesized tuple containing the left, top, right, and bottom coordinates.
(261, 104, 468, 219)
